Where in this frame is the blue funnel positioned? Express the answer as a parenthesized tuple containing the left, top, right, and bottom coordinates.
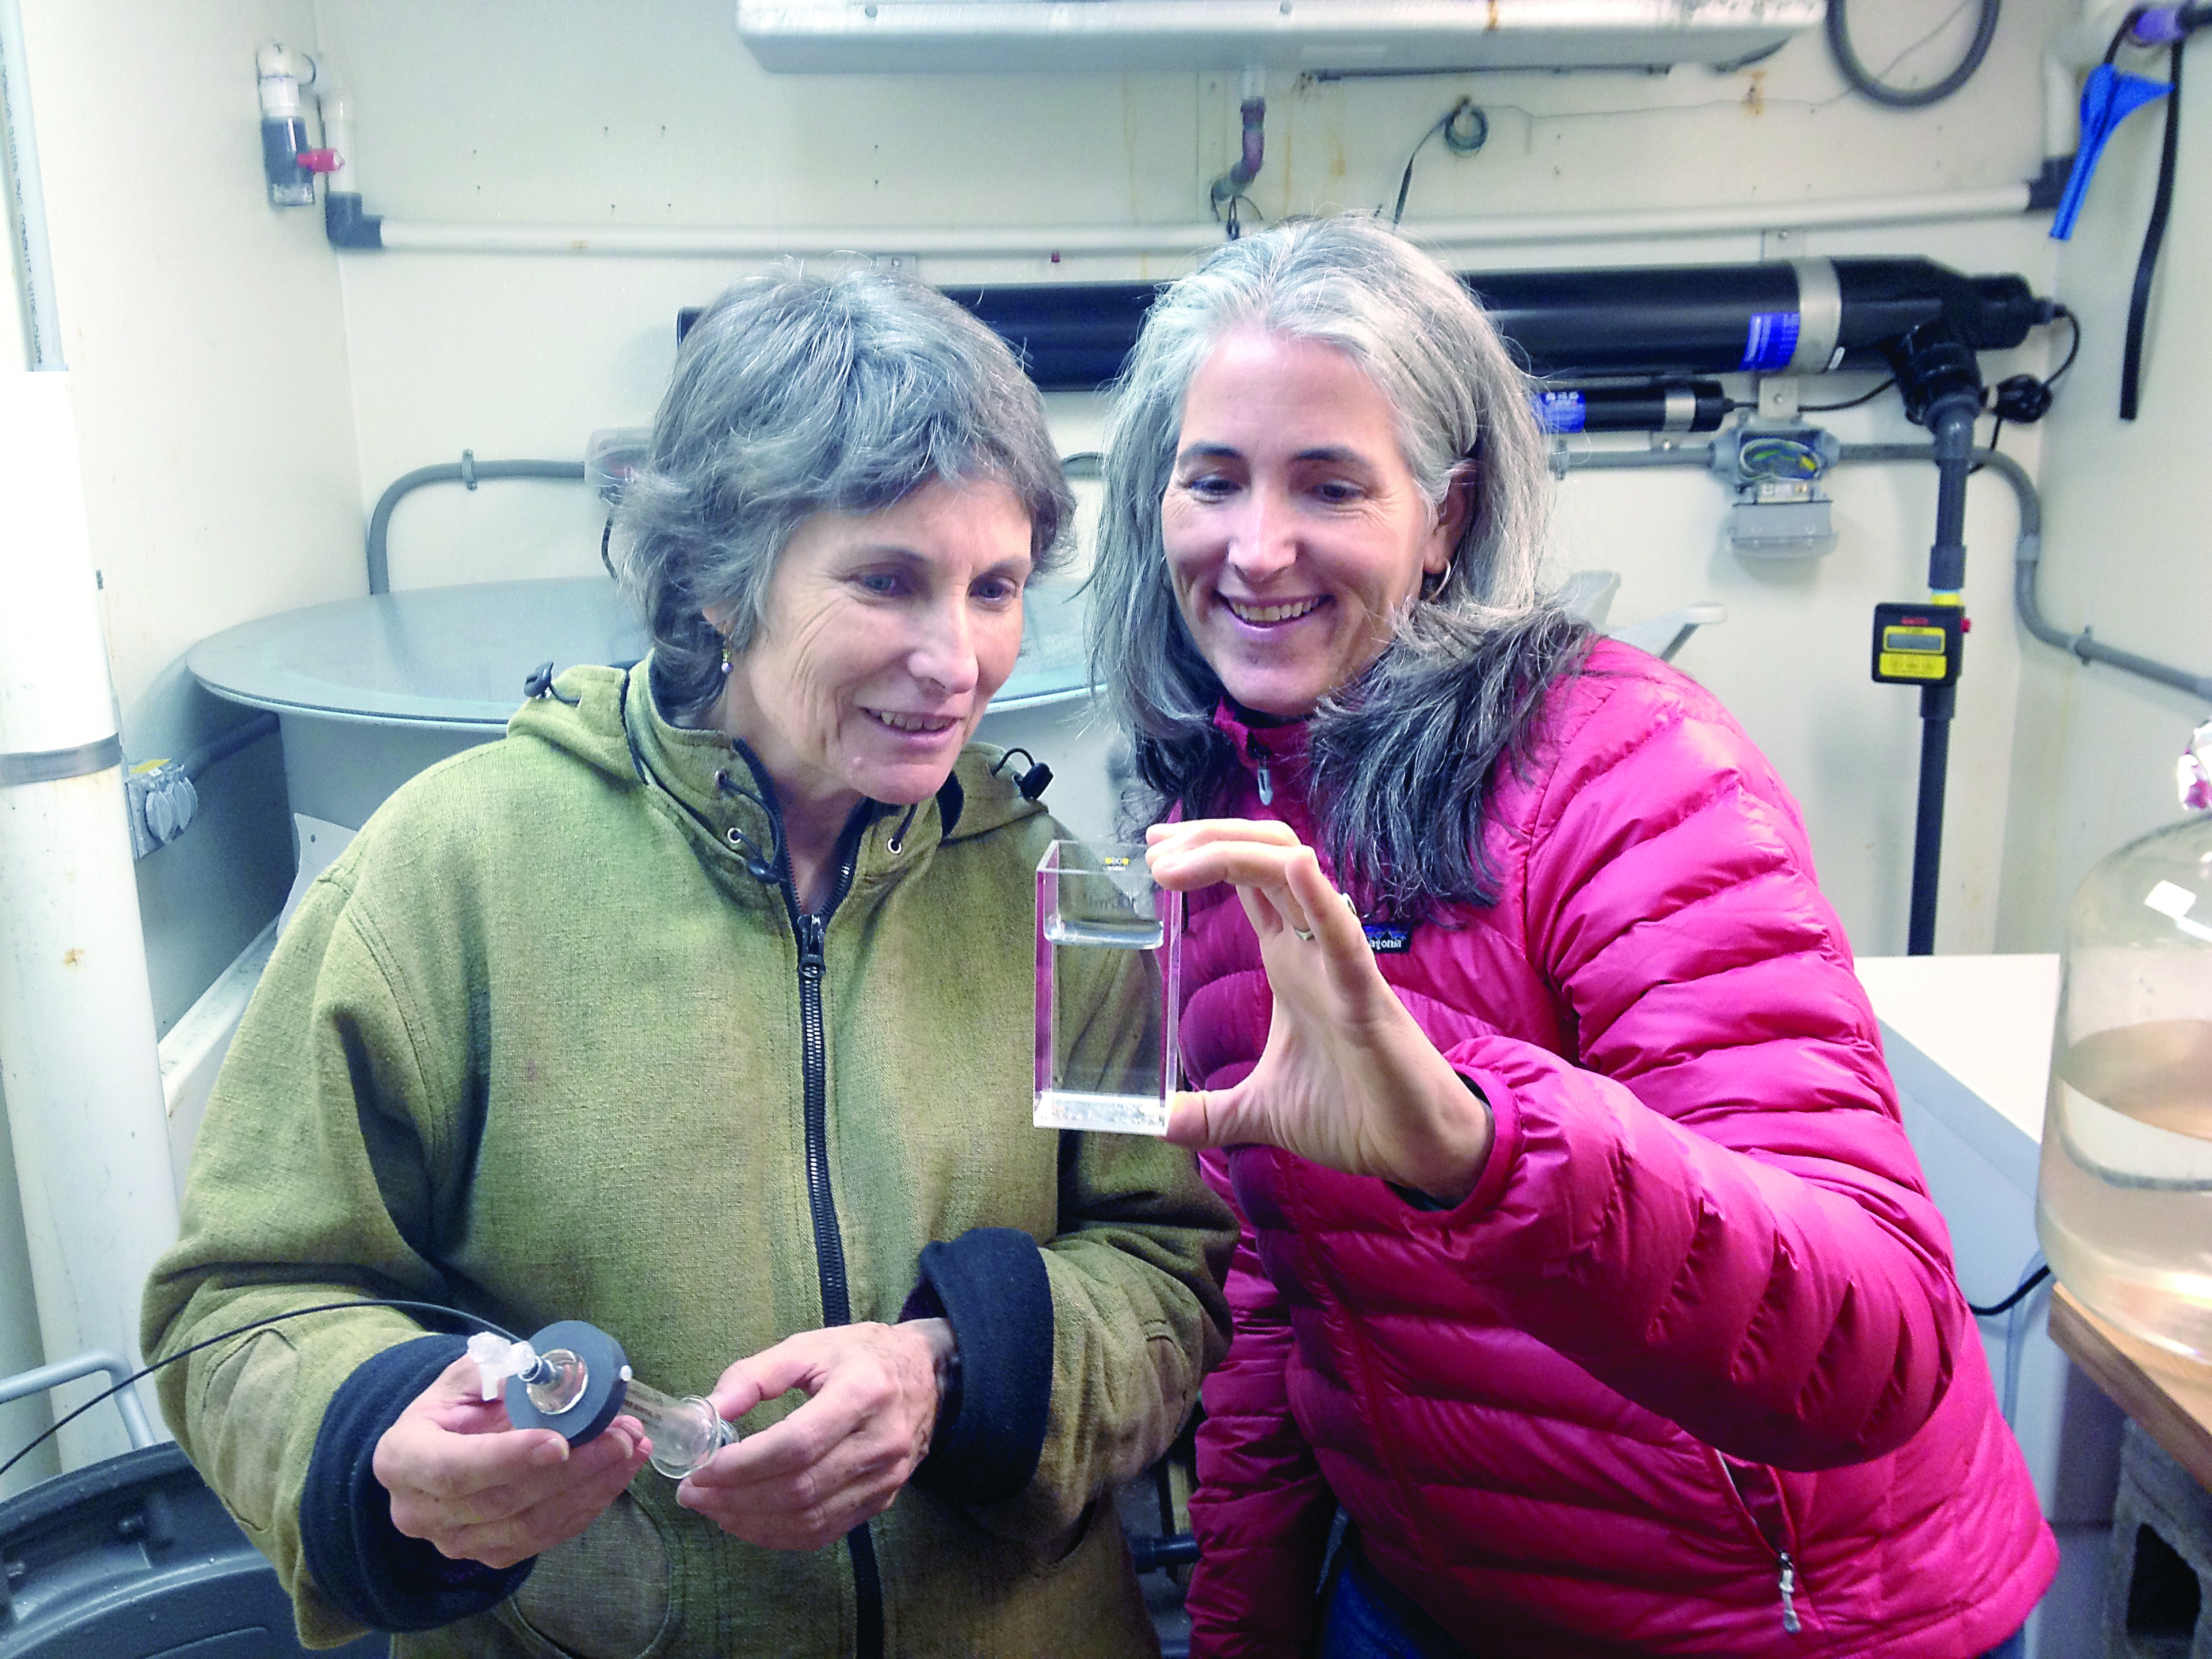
(2051, 64, 2173, 241)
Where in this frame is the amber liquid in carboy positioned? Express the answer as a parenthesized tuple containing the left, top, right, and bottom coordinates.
(2038, 1017, 2212, 1366)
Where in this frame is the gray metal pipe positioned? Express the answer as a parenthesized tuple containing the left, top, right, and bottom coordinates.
(0, 1347, 156, 1450)
(0, 0, 61, 370)
(367, 455, 588, 594)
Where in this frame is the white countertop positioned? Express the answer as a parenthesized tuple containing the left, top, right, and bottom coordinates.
(1856, 954, 2060, 1147)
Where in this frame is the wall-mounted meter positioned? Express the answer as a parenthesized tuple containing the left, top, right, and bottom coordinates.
(734, 0, 1825, 75)
(1871, 603, 1966, 687)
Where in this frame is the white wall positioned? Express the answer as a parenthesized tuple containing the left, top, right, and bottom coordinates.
(1999, 28, 2212, 951)
(306, 0, 2070, 956)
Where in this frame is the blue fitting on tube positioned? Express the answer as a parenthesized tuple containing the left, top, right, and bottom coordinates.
(2049, 64, 2173, 240)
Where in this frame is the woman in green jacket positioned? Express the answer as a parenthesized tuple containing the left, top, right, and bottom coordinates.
(142, 267, 1234, 1659)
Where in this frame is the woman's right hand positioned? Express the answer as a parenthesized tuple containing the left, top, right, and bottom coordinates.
(1147, 817, 1493, 1202)
(372, 1355, 650, 1570)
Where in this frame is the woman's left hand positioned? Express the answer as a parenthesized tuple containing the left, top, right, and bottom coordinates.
(1147, 819, 1494, 1202)
(678, 1319, 951, 1551)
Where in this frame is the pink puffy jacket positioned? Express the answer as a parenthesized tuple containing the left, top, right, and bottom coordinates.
(1179, 642, 2054, 1659)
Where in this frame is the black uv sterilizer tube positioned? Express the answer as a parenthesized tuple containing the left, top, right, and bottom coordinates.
(926, 256, 2044, 388)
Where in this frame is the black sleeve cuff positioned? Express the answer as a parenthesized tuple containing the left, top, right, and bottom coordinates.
(301, 1334, 535, 1631)
(905, 1227, 1053, 1505)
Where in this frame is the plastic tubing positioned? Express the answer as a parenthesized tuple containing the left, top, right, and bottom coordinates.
(1826, 0, 2002, 109)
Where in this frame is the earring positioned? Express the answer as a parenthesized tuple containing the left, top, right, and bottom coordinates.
(720, 632, 735, 676)
(1422, 557, 1455, 600)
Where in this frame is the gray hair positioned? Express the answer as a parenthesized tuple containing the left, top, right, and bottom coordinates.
(1088, 215, 1590, 916)
(614, 264, 1076, 719)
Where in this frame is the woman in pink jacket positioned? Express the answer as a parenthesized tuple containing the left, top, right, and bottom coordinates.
(1086, 215, 2054, 1658)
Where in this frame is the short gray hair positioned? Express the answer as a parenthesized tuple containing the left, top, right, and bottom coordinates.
(1088, 216, 1589, 914)
(615, 265, 1076, 718)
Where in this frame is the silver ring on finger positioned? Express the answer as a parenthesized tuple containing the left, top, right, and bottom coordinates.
(1289, 924, 1316, 942)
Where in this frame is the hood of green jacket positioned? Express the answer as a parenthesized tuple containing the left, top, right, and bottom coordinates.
(506, 659, 1049, 899)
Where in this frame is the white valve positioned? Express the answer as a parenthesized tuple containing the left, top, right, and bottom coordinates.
(466, 1332, 543, 1402)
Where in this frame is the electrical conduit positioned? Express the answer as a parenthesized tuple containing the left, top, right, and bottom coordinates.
(1562, 439, 2211, 702)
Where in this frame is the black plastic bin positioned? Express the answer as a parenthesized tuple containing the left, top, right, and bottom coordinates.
(0, 1350, 384, 1659)
(0, 1437, 386, 1658)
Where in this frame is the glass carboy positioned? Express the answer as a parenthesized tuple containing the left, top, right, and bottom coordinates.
(2036, 718, 2212, 1362)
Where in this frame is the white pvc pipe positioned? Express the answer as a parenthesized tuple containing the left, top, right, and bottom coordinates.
(317, 77, 359, 197)
(2042, 0, 2140, 161)
(371, 183, 2037, 260)
(0, 373, 180, 1469)
(0, 0, 62, 369)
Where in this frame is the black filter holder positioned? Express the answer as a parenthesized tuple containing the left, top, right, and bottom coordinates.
(504, 1319, 632, 1448)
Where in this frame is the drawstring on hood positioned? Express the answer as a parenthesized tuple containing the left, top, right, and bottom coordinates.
(713, 763, 782, 884)
(885, 802, 919, 855)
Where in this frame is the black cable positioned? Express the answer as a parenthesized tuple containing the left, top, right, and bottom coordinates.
(1826, 0, 2003, 108)
(2104, 9, 2142, 68)
(1389, 100, 1488, 228)
(601, 513, 617, 581)
(1968, 1264, 2051, 1319)
(1213, 192, 1264, 241)
(2123, 40, 2186, 419)
(1800, 376, 1898, 413)
(0, 1298, 510, 1486)
(2047, 304, 2083, 386)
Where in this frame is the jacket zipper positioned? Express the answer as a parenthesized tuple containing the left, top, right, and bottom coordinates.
(1251, 739, 1273, 806)
(769, 790, 885, 1659)
(1719, 1458, 1803, 1637)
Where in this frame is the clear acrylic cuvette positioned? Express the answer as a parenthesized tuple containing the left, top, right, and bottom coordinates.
(1034, 841, 1181, 1136)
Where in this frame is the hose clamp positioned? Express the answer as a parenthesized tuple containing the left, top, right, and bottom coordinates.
(0, 735, 123, 787)
(1787, 258, 1843, 375)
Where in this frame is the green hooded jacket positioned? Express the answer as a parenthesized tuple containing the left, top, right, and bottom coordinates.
(142, 661, 1234, 1658)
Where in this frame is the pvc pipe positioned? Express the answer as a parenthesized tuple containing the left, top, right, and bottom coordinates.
(367, 184, 2037, 261)
(315, 71, 358, 198)
(0, 373, 179, 1471)
(2043, 2, 2152, 160)
(2044, 50, 2083, 161)
(0, 0, 62, 369)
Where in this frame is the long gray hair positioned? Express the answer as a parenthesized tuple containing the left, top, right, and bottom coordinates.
(614, 264, 1076, 720)
(1088, 216, 1591, 917)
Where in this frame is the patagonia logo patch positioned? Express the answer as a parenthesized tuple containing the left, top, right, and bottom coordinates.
(1364, 924, 1414, 954)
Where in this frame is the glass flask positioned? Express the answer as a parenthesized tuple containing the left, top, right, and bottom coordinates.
(612, 1374, 740, 1479)
(472, 1325, 740, 1478)
(1034, 840, 1181, 1136)
(2036, 719, 2212, 1364)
